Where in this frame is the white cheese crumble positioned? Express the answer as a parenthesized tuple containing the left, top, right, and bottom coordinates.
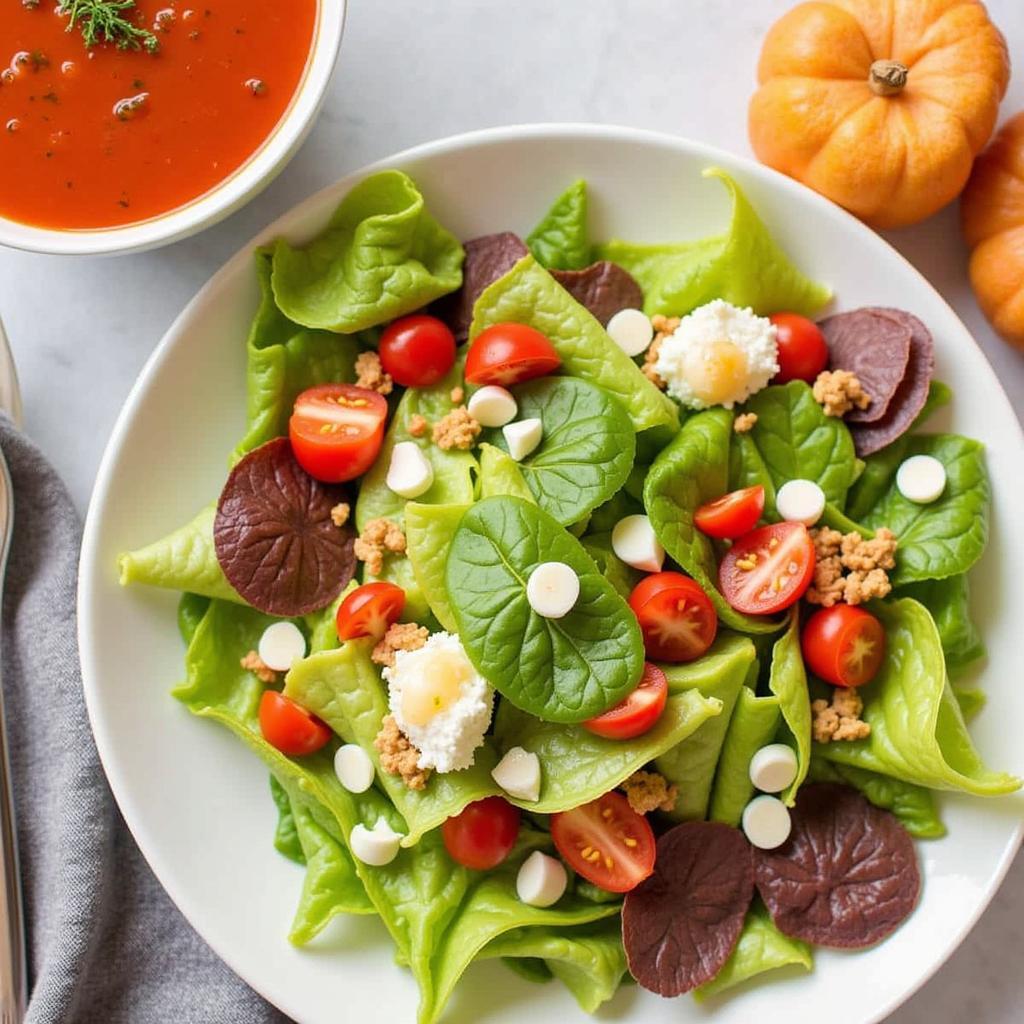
(383, 632, 493, 774)
(654, 299, 779, 410)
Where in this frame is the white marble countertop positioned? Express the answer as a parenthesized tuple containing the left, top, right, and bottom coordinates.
(0, 1, 1021, 1020)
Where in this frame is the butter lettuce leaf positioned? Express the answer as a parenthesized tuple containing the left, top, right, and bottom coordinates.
(767, 612, 811, 806)
(596, 167, 831, 317)
(404, 503, 470, 632)
(580, 533, 641, 601)
(269, 774, 305, 865)
(469, 255, 678, 434)
(271, 170, 464, 332)
(526, 179, 590, 271)
(477, 442, 535, 503)
(898, 574, 985, 672)
(177, 592, 210, 645)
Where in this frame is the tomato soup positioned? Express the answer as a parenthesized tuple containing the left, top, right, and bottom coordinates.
(0, 1, 317, 230)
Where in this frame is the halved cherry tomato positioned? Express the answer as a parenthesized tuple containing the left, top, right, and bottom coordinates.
(288, 384, 388, 483)
(628, 572, 718, 663)
(583, 663, 668, 740)
(770, 312, 829, 385)
(379, 314, 457, 388)
(694, 485, 765, 539)
(442, 796, 520, 870)
(719, 522, 815, 615)
(259, 691, 332, 756)
(802, 604, 886, 688)
(335, 582, 406, 641)
(550, 791, 656, 893)
(465, 323, 561, 386)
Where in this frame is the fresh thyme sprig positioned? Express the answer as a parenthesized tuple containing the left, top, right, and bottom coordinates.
(57, 0, 160, 54)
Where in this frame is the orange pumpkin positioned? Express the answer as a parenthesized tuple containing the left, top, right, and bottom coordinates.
(962, 112, 1024, 352)
(749, 0, 1010, 229)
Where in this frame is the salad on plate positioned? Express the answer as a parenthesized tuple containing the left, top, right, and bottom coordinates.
(117, 167, 1020, 1020)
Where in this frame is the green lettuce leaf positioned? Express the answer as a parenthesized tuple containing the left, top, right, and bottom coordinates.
(269, 774, 305, 865)
(469, 254, 678, 434)
(898, 574, 985, 672)
(595, 167, 831, 317)
(404, 503, 471, 632)
(446, 496, 645, 723)
(477, 442, 535, 502)
(819, 598, 1020, 796)
(767, 612, 811, 806)
(177, 592, 211, 645)
(954, 686, 987, 722)
(643, 408, 783, 634)
(580, 533, 641, 601)
(271, 170, 464, 332)
(526, 179, 589, 271)
(728, 431, 776, 510)
(483, 377, 635, 526)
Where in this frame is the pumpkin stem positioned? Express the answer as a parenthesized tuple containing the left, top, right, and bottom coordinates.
(869, 60, 909, 96)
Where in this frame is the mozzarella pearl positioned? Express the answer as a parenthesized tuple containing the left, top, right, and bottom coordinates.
(742, 795, 792, 850)
(334, 744, 375, 794)
(611, 514, 665, 573)
(257, 621, 307, 672)
(350, 819, 404, 866)
(606, 308, 654, 357)
(516, 850, 567, 908)
(468, 385, 518, 427)
(896, 455, 946, 504)
(526, 562, 580, 619)
(776, 478, 826, 526)
(400, 649, 474, 727)
(386, 441, 434, 499)
(683, 339, 748, 405)
(748, 743, 798, 794)
(503, 418, 543, 461)
(492, 746, 542, 802)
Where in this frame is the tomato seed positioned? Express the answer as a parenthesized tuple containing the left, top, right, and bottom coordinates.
(623, 837, 637, 848)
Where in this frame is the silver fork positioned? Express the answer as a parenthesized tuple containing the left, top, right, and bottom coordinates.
(0, 317, 26, 1024)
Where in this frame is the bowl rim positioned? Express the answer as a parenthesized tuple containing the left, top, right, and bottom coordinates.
(78, 122, 1024, 1024)
(0, 0, 347, 257)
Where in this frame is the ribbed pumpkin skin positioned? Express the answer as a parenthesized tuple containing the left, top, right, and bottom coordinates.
(749, 0, 1010, 229)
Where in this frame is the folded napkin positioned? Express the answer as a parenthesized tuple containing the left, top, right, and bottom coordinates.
(0, 417, 289, 1024)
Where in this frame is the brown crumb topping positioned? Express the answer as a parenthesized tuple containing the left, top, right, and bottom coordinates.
(812, 370, 871, 417)
(240, 650, 276, 684)
(330, 502, 350, 528)
(354, 351, 394, 396)
(354, 518, 407, 578)
(620, 770, 678, 814)
(806, 527, 897, 607)
(371, 621, 429, 668)
(734, 412, 758, 433)
(374, 714, 431, 790)
(432, 406, 481, 451)
(641, 315, 680, 390)
(449, 385, 464, 405)
(407, 413, 428, 438)
(812, 688, 871, 743)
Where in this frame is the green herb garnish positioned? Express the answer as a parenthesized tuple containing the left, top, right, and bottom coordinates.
(57, 1, 160, 53)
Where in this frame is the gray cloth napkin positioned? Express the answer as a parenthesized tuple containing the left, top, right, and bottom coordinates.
(0, 418, 290, 1024)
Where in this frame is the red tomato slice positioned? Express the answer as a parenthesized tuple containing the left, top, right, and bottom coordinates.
(335, 582, 406, 641)
(628, 572, 718, 663)
(719, 522, 815, 615)
(465, 323, 561, 386)
(583, 663, 668, 740)
(801, 604, 886, 688)
(770, 312, 829, 385)
(442, 796, 521, 870)
(258, 691, 332, 756)
(288, 384, 388, 483)
(379, 314, 457, 388)
(694, 485, 765, 539)
(550, 791, 656, 893)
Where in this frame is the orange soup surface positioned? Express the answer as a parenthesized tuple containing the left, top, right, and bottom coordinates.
(0, 1, 317, 229)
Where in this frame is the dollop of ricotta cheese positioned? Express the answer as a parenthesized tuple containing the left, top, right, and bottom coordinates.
(383, 632, 493, 774)
(654, 299, 779, 410)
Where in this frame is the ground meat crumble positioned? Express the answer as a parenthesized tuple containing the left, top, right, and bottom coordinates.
(641, 315, 680, 390)
(330, 502, 350, 528)
(620, 770, 678, 814)
(239, 650, 276, 684)
(407, 413, 428, 438)
(812, 369, 871, 417)
(432, 406, 481, 450)
(354, 351, 394, 396)
(806, 526, 898, 607)
(449, 385, 464, 404)
(812, 687, 871, 743)
(371, 621, 429, 668)
(354, 518, 407, 578)
(374, 714, 431, 790)
(734, 412, 758, 433)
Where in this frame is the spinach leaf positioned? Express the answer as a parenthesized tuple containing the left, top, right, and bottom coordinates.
(469, 254, 678, 434)
(269, 774, 305, 865)
(484, 377, 635, 526)
(767, 612, 811, 805)
(477, 442, 534, 502)
(405, 503, 470, 632)
(271, 170, 464, 332)
(446, 497, 645, 722)
(819, 598, 1019, 796)
(643, 408, 783, 634)
(526, 179, 590, 271)
(728, 431, 776, 514)
(898, 574, 985, 672)
(595, 168, 831, 317)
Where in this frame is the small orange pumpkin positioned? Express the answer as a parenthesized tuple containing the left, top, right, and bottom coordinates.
(749, 0, 1010, 229)
(962, 112, 1024, 352)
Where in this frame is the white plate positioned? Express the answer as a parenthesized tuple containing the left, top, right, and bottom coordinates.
(78, 125, 1024, 1024)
